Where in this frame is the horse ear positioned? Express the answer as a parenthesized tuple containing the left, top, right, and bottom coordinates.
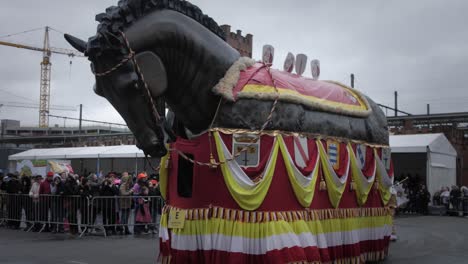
(135, 51, 167, 97)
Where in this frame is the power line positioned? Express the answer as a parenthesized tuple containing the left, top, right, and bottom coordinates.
(0, 103, 76, 111)
(48, 27, 66, 36)
(0, 27, 44, 39)
(48, 114, 127, 127)
(0, 88, 37, 103)
(0, 100, 76, 110)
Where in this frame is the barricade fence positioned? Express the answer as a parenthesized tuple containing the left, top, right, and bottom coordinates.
(0, 193, 164, 237)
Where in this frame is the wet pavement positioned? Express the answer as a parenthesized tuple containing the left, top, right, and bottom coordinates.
(387, 215, 468, 263)
(0, 215, 467, 263)
(0, 228, 158, 264)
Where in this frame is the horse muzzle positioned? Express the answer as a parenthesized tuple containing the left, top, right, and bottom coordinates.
(136, 127, 168, 158)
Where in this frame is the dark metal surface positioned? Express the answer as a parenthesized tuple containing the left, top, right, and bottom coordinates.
(65, 0, 389, 158)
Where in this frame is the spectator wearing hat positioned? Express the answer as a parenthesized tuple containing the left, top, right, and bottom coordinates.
(135, 178, 151, 235)
(38, 172, 54, 232)
(133, 172, 148, 235)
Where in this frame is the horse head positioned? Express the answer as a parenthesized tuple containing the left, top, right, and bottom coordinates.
(65, 0, 240, 158)
(65, 28, 171, 158)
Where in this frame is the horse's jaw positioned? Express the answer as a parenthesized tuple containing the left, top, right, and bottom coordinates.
(135, 126, 168, 158)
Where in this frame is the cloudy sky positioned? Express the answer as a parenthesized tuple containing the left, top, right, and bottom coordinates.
(0, 0, 467, 127)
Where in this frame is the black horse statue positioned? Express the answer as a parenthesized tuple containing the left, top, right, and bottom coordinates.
(65, 0, 388, 158)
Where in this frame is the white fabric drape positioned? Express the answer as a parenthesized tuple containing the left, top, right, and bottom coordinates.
(217, 133, 277, 189)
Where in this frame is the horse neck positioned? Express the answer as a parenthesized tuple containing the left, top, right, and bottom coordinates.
(127, 10, 240, 133)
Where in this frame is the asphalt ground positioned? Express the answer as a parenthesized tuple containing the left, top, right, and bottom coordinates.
(0, 229, 159, 264)
(0, 215, 467, 264)
(387, 215, 468, 264)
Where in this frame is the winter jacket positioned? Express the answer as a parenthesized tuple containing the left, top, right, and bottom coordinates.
(88, 177, 101, 197)
(6, 178, 21, 194)
(20, 177, 31, 194)
(39, 180, 52, 195)
(53, 181, 65, 196)
(64, 179, 79, 196)
(79, 185, 91, 198)
(119, 175, 133, 209)
(100, 181, 119, 197)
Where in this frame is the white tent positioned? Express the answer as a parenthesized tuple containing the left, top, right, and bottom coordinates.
(390, 133, 457, 195)
(8, 145, 150, 174)
(8, 145, 145, 160)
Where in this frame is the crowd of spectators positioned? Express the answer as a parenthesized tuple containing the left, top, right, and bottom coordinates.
(0, 171, 162, 236)
(432, 185, 468, 213)
(395, 174, 468, 216)
(396, 174, 431, 214)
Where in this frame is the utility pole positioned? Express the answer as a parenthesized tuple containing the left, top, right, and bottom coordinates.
(350, 73, 355, 88)
(394, 91, 398, 117)
(427, 104, 430, 115)
(79, 104, 83, 134)
(79, 104, 83, 143)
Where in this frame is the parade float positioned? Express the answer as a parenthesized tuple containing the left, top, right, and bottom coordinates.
(65, 0, 394, 263)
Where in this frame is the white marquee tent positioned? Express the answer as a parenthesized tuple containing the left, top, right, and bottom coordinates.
(390, 133, 457, 195)
(8, 145, 145, 160)
(8, 145, 153, 174)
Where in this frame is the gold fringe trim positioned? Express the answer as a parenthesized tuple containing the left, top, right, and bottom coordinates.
(163, 206, 391, 223)
(209, 127, 390, 148)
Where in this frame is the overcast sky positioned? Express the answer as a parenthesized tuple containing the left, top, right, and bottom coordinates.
(0, 0, 467, 127)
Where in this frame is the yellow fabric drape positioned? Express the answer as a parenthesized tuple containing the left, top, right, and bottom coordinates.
(278, 136, 319, 208)
(317, 141, 347, 208)
(375, 149, 392, 205)
(214, 131, 280, 211)
(158, 151, 170, 200)
(348, 144, 376, 206)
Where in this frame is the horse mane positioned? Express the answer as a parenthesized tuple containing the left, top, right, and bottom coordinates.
(94, 0, 225, 41)
(87, 0, 225, 57)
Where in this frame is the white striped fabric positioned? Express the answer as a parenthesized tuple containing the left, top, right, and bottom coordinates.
(375, 152, 393, 188)
(318, 143, 350, 186)
(356, 144, 367, 170)
(294, 136, 309, 168)
(165, 225, 391, 255)
(283, 139, 320, 186)
(217, 133, 278, 189)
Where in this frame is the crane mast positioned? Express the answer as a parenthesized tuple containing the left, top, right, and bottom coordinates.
(0, 26, 84, 128)
(39, 26, 51, 128)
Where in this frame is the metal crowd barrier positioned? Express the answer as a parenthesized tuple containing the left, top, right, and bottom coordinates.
(0, 193, 164, 238)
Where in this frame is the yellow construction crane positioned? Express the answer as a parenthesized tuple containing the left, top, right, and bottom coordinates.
(0, 26, 85, 127)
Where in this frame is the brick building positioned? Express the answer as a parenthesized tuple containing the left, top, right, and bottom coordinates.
(220, 25, 253, 58)
(388, 112, 468, 186)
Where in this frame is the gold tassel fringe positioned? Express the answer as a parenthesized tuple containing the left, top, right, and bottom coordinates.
(319, 178, 327, 191)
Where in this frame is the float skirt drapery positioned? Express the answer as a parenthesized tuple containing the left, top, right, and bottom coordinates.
(159, 206, 391, 264)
